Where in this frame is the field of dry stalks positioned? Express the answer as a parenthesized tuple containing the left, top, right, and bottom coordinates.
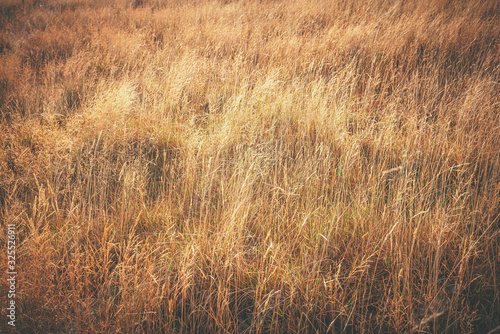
(0, 0, 499, 332)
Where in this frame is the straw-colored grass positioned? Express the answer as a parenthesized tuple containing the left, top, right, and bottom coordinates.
(1, 0, 499, 332)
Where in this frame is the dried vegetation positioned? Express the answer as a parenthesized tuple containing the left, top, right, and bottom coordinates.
(0, 0, 499, 332)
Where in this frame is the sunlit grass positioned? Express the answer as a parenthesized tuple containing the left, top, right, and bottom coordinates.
(0, 0, 499, 332)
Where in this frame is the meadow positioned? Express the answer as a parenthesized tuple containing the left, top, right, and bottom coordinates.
(0, 0, 499, 332)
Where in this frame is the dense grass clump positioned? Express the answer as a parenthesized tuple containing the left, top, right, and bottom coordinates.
(1, 0, 499, 332)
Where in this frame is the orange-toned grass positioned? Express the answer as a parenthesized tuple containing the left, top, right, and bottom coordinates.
(1, 0, 499, 332)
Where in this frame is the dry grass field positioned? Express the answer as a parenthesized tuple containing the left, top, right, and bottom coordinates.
(0, 0, 499, 332)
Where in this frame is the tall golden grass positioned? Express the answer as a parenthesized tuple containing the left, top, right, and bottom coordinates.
(1, 0, 499, 332)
